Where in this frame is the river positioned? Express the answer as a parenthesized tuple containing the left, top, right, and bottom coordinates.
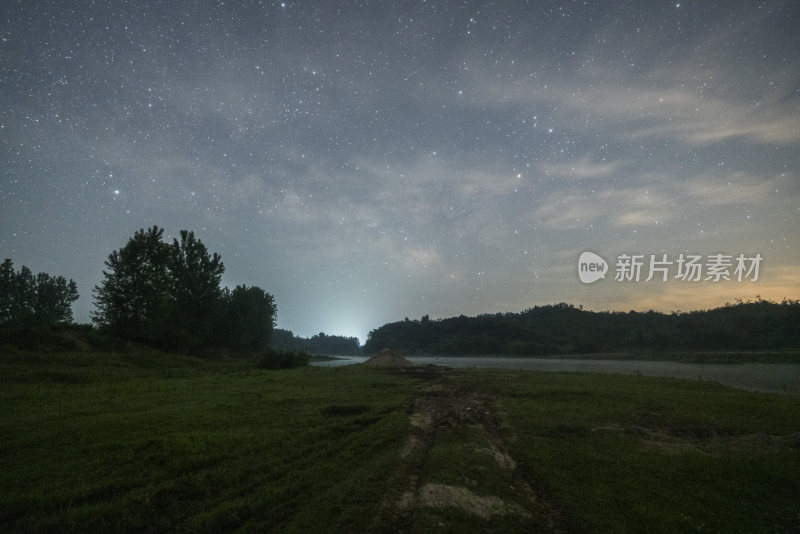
(310, 355, 800, 395)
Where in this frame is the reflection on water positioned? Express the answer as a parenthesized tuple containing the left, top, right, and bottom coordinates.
(311, 355, 800, 395)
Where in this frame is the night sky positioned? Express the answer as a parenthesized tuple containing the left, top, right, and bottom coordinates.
(2, 1, 798, 343)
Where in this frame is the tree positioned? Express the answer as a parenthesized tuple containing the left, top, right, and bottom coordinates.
(92, 226, 172, 342)
(167, 230, 225, 349)
(93, 226, 285, 354)
(224, 285, 276, 352)
(0, 259, 79, 326)
(32, 272, 79, 324)
(0, 259, 18, 323)
(363, 300, 800, 355)
(269, 328, 361, 354)
(13, 265, 36, 322)
(270, 328, 297, 350)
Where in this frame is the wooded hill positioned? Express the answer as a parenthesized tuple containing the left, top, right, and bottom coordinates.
(363, 300, 800, 355)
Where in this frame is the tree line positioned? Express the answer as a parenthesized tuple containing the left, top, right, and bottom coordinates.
(2, 226, 286, 359)
(0, 259, 79, 327)
(271, 329, 361, 355)
(92, 226, 276, 353)
(5, 230, 800, 358)
(363, 300, 800, 355)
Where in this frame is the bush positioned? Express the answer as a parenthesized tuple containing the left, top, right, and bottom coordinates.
(256, 348, 310, 369)
(0, 326, 71, 351)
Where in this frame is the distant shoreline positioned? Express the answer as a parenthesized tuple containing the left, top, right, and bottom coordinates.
(308, 354, 348, 362)
(380, 350, 800, 364)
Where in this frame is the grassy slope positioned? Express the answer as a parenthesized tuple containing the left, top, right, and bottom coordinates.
(2, 350, 799, 532)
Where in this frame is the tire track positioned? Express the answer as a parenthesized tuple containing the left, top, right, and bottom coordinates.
(369, 366, 568, 533)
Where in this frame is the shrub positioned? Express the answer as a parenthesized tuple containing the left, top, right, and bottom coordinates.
(256, 348, 310, 369)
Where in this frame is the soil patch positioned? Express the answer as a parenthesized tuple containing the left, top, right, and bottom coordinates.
(369, 365, 567, 532)
(415, 482, 530, 519)
(363, 348, 416, 368)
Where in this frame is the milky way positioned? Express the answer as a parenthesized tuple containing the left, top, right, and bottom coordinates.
(2, 1, 799, 342)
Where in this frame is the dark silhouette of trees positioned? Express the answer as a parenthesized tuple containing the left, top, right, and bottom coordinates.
(271, 328, 361, 355)
(167, 230, 225, 350)
(270, 328, 297, 350)
(33, 272, 80, 325)
(92, 226, 172, 344)
(224, 285, 277, 352)
(92, 226, 276, 354)
(0, 259, 79, 326)
(363, 300, 800, 355)
(304, 332, 361, 354)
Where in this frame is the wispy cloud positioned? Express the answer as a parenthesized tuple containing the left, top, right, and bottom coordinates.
(540, 157, 620, 179)
(453, 53, 799, 147)
(684, 172, 775, 206)
(533, 186, 677, 229)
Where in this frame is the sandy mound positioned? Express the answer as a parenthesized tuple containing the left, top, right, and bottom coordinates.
(363, 348, 415, 368)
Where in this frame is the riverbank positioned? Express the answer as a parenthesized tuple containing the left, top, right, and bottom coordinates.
(2, 350, 799, 532)
(312, 354, 800, 395)
(395, 350, 800, 364)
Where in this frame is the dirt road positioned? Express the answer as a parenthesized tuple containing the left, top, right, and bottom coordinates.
(369, 365, 569, 533)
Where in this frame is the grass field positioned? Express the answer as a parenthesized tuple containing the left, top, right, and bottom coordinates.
(1, 349, 799, 532)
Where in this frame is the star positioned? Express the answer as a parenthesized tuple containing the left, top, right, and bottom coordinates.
(0, 0, 795, 341)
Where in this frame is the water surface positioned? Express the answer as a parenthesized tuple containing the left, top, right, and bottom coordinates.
(311, 355, 800, 395)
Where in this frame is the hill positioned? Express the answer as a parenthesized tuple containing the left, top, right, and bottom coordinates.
(364, 299, 800, 355)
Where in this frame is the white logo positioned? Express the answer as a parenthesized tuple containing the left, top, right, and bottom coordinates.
(578, 251, 608, 284)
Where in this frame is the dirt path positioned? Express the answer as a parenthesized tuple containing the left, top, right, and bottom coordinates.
(369, 365, 568, 533)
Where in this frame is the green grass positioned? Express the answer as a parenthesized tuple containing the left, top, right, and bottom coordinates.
(1, 350, 799, 532)
(0, 350, 412, 532)
(458, 371, 800, 533)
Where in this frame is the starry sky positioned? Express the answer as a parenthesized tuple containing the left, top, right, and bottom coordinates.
(2, 1, 799, 343)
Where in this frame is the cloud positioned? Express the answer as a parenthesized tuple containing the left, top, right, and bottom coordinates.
(451, 51, 799, 147)
(532, 192, 603, 230)
(621, 99, 800, 146)
(540, 157, 620, 179)
(533, 185, 677, 229)
(548, 79, 800, 146)
(684, 172, 774, 206)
